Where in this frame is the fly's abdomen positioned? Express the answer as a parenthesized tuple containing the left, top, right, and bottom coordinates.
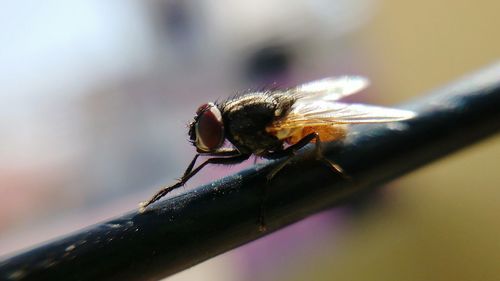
(285, 125, 347, 145)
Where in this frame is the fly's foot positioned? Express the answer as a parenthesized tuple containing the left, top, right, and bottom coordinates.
(139, 182, 183, 213)
(258, 223, 267, 232)
(258, 212, 267, 232)
(319, 156, 351, 179)
(138, 201, 148, 213)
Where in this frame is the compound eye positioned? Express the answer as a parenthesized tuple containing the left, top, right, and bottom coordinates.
(195, 104, 224, 151)
(196, 103, 211, 115)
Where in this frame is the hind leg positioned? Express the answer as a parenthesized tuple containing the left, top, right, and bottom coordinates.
(258, 132, 348, 230)
(265, 132, 348, 179)
(310, 134, 350, 179)
(264, 132, 318, 180)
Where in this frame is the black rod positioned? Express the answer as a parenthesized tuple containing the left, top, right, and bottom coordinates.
(1, 63, 499, 281)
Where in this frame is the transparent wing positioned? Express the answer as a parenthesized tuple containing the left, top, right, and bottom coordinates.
(293, 76, 370, 101)
(270, 100, 416, 129)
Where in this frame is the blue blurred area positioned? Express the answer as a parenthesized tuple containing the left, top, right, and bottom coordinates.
(0, 0, 372, 228)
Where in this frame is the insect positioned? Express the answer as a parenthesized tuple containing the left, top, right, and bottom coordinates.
(139, 76, 415, 210)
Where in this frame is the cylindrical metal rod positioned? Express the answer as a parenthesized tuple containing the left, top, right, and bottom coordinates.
(1, 63, 499, 281)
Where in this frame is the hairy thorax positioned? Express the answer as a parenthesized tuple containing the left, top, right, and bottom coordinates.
(220, 92, 295, 155)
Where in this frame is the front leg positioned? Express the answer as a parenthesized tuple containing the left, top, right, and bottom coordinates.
(140, 150, 248, 211)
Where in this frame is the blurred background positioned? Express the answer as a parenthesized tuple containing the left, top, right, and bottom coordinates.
(1, 0, 499, 280)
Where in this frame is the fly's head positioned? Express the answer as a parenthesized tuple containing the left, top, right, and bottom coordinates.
(188, 102, 225, 153)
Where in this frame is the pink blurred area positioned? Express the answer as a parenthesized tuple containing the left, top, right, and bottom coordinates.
(1, 1, 499, 281)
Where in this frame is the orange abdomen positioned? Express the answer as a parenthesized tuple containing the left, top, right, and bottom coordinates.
(285, 125, 347, 145)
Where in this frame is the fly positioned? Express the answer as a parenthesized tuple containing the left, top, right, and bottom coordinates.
(139, 76, 416, 210)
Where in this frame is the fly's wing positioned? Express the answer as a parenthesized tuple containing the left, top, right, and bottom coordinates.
(270, 100, 416, 129)
(293, 76, 370, 101)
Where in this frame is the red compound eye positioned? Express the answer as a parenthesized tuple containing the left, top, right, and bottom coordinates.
(195, 104, 224, 151)
(196, 103, 211, 115)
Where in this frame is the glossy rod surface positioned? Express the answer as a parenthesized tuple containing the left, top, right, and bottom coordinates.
(1, 63, 499, 281)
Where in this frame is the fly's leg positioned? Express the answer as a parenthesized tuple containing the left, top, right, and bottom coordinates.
(139, 154, 199, 211)
(265, 132, 347, 178)
(311, 134, 350, 179)
(265, 132, 318, 179)
(257, 133, 349, 230)
(258, 132, 318, 231)
(139, 150, 248, 212)
(266, 153, 295, 181)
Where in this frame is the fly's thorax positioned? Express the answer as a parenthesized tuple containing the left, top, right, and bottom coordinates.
(219, 92, 295, 154)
